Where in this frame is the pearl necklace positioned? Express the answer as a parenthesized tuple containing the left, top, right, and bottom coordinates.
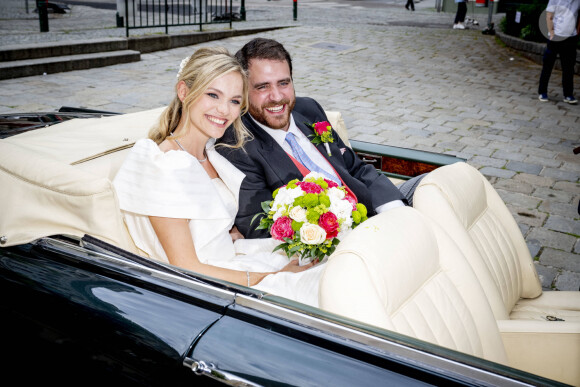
(174, 139, 207, 163)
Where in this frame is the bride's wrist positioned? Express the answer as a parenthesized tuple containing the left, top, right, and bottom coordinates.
(247, 271, 271, 286)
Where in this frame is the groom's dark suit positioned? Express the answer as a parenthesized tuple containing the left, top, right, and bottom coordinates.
(217, 97, 405, 238)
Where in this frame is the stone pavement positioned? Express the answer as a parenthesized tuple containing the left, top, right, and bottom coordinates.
(1, 0, 579, 291)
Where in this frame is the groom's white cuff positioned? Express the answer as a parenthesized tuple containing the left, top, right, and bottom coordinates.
(375, 200, 405, 214)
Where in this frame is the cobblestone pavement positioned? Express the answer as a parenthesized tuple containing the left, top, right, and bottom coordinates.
(1, 0, 579, 291)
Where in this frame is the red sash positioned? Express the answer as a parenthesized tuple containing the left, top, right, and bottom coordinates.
(285, 152, 358, 202)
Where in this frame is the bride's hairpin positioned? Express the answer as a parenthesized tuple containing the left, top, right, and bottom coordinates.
(176, 56, 191, 79)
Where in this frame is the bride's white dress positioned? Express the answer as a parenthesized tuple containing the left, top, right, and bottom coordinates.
(113, 139, 325, 307)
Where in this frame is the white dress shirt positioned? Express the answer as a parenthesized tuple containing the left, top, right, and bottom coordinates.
(251, 114, 340, 180)
(250, 114, 405, 212)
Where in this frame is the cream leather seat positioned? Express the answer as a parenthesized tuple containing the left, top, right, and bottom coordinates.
(413, 162, 580, 323)
(319, 207, 580, 385)
(320, 207, 508, 365)
(0, 108, 165, 252)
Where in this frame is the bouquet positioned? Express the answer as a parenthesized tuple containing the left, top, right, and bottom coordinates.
(255, 172, 368, 264)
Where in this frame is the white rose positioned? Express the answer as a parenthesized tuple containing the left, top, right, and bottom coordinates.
(327, 187, 345, 202)
(271, 187, 302, 220)
(289, 206, 308, 223)
(341, 216, 353, 230)
(272, 186, 302, 209)
(272, 205, 286, 221)
(330, 198, 353, 221)
(300, 223, 327, 245)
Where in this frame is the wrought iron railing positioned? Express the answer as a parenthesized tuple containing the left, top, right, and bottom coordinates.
(121, 0, 235, 37)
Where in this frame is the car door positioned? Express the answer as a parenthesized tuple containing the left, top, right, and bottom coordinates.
(0, 236, 559, 387)
(0, 236, 232, 386)
(187, 294, 551, 387)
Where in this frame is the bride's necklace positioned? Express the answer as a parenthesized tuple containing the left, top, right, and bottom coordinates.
(174, 139, 207, 163)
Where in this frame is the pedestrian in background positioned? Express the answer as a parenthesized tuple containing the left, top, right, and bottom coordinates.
(453, 0, 468, 29)
(537, 0, 580, 104)
(405, 0, 415, 11)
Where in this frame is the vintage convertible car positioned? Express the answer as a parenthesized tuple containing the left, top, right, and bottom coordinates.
(1, 107, 578, 386)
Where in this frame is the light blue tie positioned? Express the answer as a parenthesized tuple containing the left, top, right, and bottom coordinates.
(285, 132, 341, 185)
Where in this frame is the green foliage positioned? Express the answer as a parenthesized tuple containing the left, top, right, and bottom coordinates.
(519, 24, 534, 40)
(499, 16, 507, 33)
(503, 0, 548, 42)
(291, 220, 303, 232)
(319, 194, 331, 208)
(306, 204, 324, 223)
(356, 203, 367, 217)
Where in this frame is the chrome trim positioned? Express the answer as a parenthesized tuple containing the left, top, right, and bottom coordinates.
(234, 294, 534, 387)
(37, 237, 237, 302)
(183, 358, 262, 387)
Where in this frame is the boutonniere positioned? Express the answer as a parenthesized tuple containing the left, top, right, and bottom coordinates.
(307, 121, 334, 156)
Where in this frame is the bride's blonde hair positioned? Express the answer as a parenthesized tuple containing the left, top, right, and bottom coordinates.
(149, 47, 250, 148)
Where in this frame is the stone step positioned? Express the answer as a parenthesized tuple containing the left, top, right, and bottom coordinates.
(0, 38, 129, 62)
(0, 50, 141, 80)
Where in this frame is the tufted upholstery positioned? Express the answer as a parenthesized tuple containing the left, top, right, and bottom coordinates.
(319, 207, 509, 365)
(319, 206, 580, 385)
(413, 162, 580, 323)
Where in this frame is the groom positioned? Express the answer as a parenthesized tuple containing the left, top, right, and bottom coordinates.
(218, 38, 418, 239)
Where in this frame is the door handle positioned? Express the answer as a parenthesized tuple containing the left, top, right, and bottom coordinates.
(183, 357, 262, 386)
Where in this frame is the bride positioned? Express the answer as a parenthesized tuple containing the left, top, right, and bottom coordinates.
(113, 47, 325, 307)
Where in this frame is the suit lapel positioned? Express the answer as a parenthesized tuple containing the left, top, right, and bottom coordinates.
(294, 111, 314, 141)
(294, 111, 337, 167)
(242, 114, 301, 183)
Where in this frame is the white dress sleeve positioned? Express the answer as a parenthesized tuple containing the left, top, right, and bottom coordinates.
(113, 139, 231, 220)
(112, 139, 236, 262)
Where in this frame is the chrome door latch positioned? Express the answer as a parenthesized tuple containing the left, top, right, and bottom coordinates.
(183, 357, 262, 387)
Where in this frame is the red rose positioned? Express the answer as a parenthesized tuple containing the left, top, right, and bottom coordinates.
(313, 121, 331, 135)
(318, 212, 339, 239)
(271, 216, 294, 241)
(297, 181, 323, 194)
(325, 179, 339, 188)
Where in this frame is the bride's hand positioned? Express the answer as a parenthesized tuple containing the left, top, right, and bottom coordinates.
(229, 226, 244, 242)
(279, 259, 315, 273)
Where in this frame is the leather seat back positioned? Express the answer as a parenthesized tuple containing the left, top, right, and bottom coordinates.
(413, 163, 542, 319)
(319, 207, 508, 365)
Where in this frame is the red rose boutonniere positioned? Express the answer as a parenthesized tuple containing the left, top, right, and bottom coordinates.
(308, 121, 334, 156)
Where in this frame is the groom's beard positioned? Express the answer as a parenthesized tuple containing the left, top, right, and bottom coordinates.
(249, 97, 296, 130)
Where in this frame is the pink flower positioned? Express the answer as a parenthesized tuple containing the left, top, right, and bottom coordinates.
(297, 181, 323, 194)
(271, 216, 294, 241)
(318, 212, 339, 239)
(325, 179, 339, 188)
(345, 191, 358, 210)
(313, 121, 331, 135)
